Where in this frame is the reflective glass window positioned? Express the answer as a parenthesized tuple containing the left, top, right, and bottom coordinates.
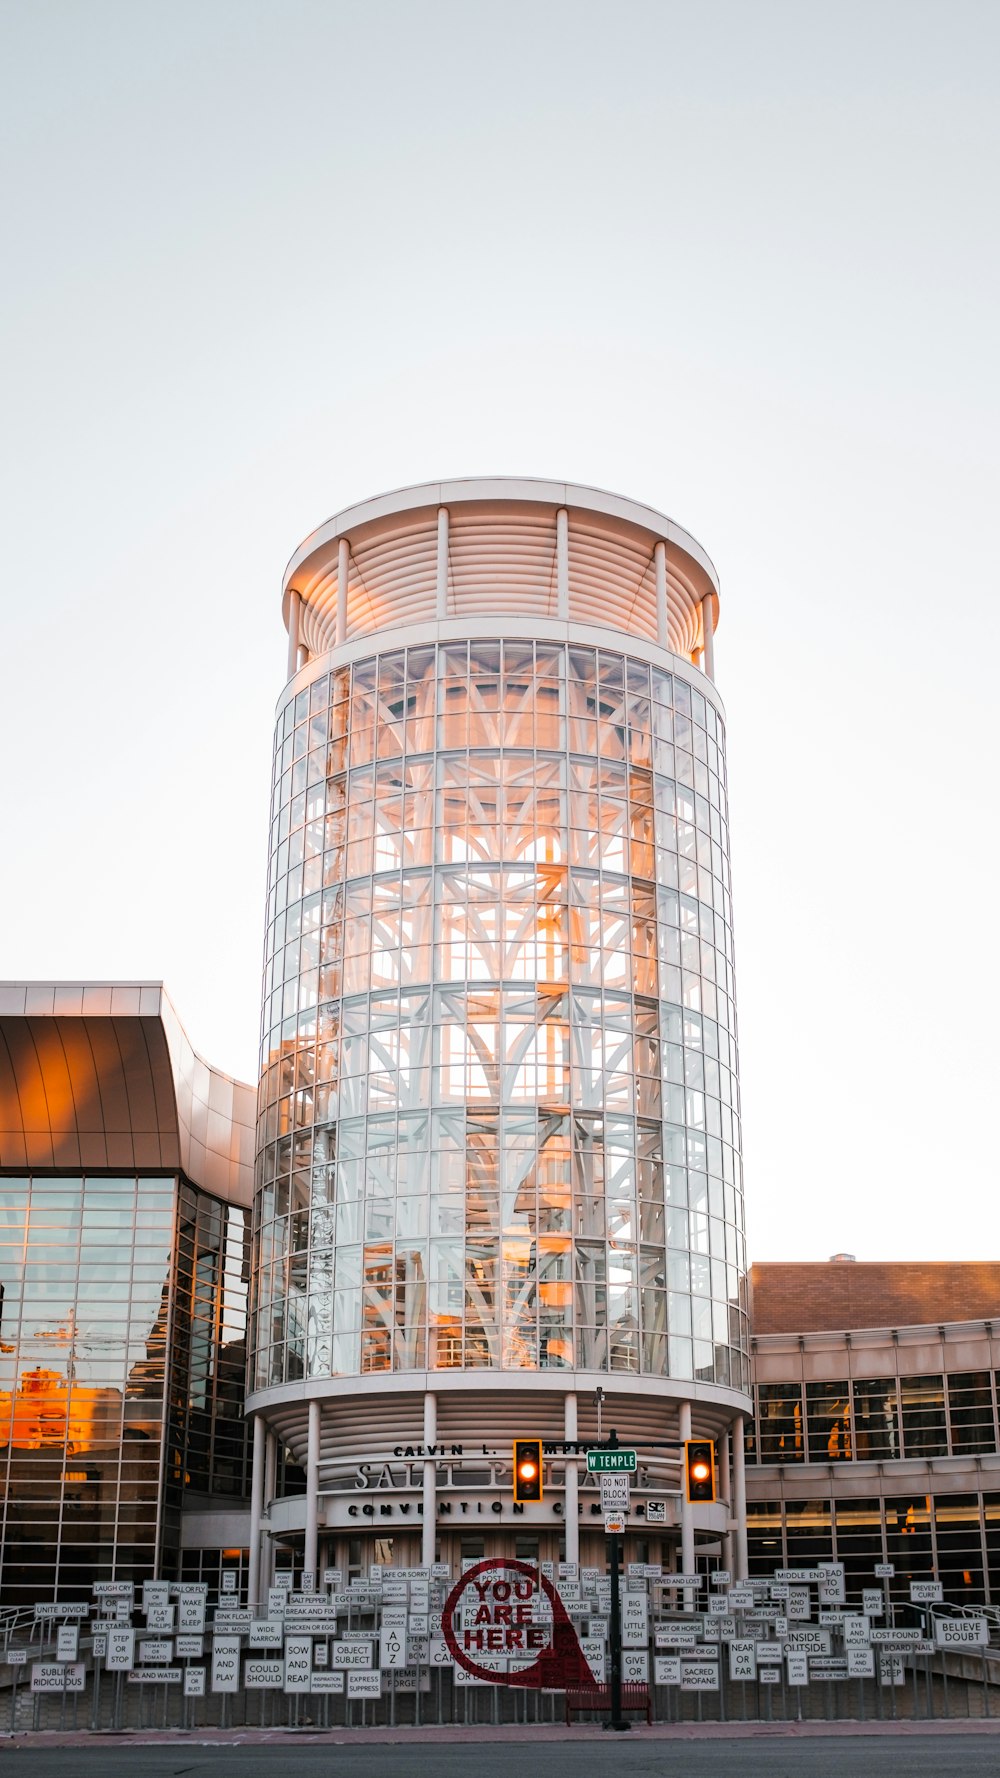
(757, 1383, 804, 1463)
(899, 1374, 947, 1458)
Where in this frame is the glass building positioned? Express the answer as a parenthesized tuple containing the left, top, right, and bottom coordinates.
(247, 479, 752, 1587)
(0, 983, 255, 1605)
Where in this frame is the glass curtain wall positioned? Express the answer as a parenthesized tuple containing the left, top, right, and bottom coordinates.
(164, 1187, 250, 1517)
(0, 1173, 251, 1605)
(253, 640, 747, 1391)
(0, 1174, 175, 1605)
(747, 1493, 1000, 1608)
(746, 1373, 1000, 1463)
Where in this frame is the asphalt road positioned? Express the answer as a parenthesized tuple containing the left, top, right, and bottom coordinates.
(2, 1741, 1000, 1778)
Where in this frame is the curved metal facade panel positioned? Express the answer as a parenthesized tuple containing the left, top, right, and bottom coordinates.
(0, 983, 255, 1202)
(285, 480, 719, 662)
(0, 1012, 180, 1172)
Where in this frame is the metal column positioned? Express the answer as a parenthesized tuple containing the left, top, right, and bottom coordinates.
(556, 507, 569, 620)
(732, 1413, 748, 1579)
(655, 540, 668, 646)
(702, 591, 716, 681)
(422, 1392, 437, 1567)
(336, 536, 350, 646)
(248, 1413, 266, 1606)
(679, 1400, 695, 1607)
(435, 507, 449, 618)
(564, 1392, 579, 1567)
(304, 1399, 320, 1579)
(286, 590, 301, 679)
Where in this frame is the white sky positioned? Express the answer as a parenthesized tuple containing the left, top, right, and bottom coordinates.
(2, 0, 998, 1265)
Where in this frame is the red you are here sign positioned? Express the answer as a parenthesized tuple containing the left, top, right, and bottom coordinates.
(442, 1558, 596, 1689)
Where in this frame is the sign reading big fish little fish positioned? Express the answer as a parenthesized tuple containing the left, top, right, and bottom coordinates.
(442, 1558, 596, 1689)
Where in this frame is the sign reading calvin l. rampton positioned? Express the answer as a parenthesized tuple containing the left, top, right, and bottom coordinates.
(442, 1558, 596, 1689)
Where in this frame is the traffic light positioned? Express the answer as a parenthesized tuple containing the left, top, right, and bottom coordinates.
(684, 1439, 716, 1503)
(512, 1438, 543, 1502)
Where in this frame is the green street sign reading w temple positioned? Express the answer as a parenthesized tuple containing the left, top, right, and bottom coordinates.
(586, 1449, 637, 1473)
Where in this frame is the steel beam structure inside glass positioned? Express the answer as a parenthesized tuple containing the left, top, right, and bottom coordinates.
(252, 483, 748, 1406)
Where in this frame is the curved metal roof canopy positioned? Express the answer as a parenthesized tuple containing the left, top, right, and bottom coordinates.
(0, 982, 254, 1204)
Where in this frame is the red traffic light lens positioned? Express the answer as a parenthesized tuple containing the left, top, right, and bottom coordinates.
(684, 1439, 716, 1502)
(512, 1439, 543, 1502)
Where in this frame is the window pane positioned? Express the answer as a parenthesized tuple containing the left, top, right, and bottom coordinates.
(805, 1380, 852, 1462)
(949, 1372, 996, 1456)
(934, 1493, 985, 1605)
(757, 1383, 804, 1463)
(899, 1375, 947, 1458)
(833, 1498, 884, 1606)
(853, 1377, 900, 1461)
(784, 1497, 832, 1566)
(885, 1493, 934, 1598)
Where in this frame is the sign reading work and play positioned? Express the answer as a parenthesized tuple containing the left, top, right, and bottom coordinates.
(586, 1449, 637, 1473)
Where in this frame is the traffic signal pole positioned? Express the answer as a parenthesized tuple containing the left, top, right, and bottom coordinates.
(607, 1527, 627, 1730)
(604, 1429, 629, 1732)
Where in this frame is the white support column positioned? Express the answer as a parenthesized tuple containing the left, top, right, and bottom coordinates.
(248, 1413, 266, 1607)
(263, 1429, 278, 1591)
(435, 506, 449, 619)
(556, 507, 569, 621)
(701, 592, 716, 681)
(719, 1428, 733, 1577)
(732, 1414, 748, 1579)
(563, 1392, 579, 1567)
(679, 1400, 695, 1608)
(305, 1398, 320, 1580)
(336, 536, 350, 647)
(286, 590, 301, 681)
(654, 541, 668, 647)
(422, 1392, 437, 1567)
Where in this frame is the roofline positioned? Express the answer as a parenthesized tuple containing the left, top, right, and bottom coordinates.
(0, 980, 252, 1095)
(282, 475, 720, 596)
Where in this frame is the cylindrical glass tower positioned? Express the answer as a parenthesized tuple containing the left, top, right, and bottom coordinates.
(248, 480, 749, 1584)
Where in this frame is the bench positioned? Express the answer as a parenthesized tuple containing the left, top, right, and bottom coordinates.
(564, 1683, 652, 1725)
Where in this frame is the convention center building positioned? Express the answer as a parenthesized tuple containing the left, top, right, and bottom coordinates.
(1, 480, 997, 1617)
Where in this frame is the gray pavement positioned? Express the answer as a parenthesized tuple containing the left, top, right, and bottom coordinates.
(4, 1736, 1000, 1778)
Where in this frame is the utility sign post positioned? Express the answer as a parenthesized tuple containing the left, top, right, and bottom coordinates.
(594, 1431, 634, 1734)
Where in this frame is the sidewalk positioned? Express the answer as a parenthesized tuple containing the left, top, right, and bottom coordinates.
(3, 1719, 1000, 1745)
